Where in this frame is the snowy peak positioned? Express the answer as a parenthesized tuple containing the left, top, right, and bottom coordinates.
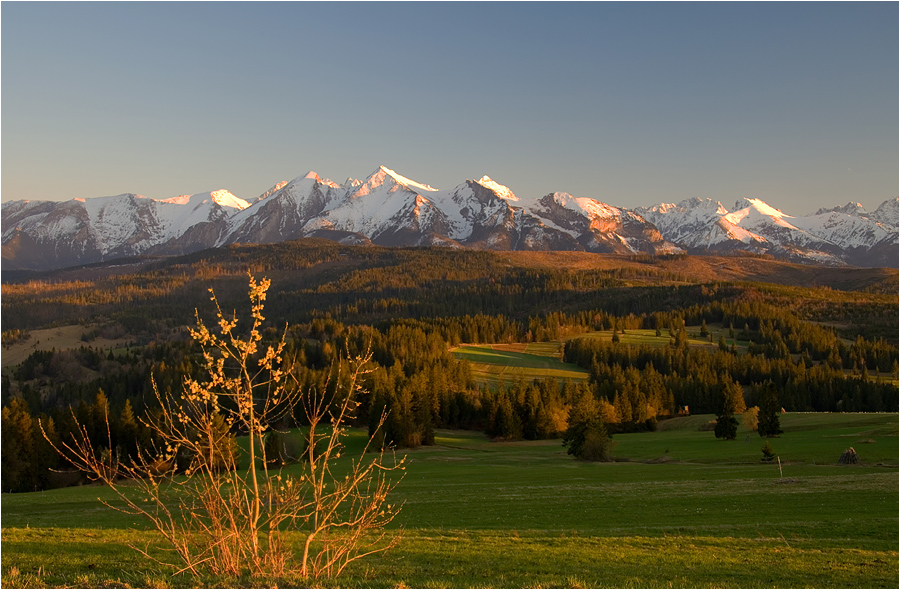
(815, 201, 867, 217)
(2, 166, 897, 270)
(291, 171, 340, 188)
(358, 165, 438, 195)
(522, 192, 677, 255)
(546, 192, 622, 220)
(730, 197, 788, 220)
(724, 198, 800, 233)
(636, 193, 897, 266)
(474, 176, 518, 202)
(160, 190, 249, 210)
(255, 181, 289, 203)
(871, 197, 899, 228)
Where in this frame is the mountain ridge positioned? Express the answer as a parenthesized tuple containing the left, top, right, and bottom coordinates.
(3, 166, 897, 270)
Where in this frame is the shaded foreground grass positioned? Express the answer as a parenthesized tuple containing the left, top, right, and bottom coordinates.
(2, 414, 897, 588)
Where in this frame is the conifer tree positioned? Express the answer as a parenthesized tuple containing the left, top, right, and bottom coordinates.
(1, 398, 36, 492)
(757, 381, 783, 438)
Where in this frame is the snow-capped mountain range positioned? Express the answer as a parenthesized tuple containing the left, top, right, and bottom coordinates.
(2, 165, 897, 270)
(634, 196, 898, 267)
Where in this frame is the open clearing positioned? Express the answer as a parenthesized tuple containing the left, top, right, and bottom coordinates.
(1, 325, 132, 369)
(451, 342, 590, 387)
(2, 412, 896, 588)
(451, 327, 742, 389)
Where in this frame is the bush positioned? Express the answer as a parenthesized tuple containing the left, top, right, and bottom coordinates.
(714, 415, 738, 440)
(563, 394, 615, 462)
(742, 406, 759, 431)
(580, 425, 616, 462)
(43, 276, 405, 582)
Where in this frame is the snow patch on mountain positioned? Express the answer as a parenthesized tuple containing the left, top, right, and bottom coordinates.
(3, 167, 896, 270)
(475, 176, 518, 202)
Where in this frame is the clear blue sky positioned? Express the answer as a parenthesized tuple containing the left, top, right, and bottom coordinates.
(2, 2, 897, 213)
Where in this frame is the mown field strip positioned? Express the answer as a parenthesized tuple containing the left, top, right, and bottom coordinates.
(451, 343, 590, 388)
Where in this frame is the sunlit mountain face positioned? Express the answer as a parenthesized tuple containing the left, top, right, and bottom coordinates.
(3, 166, 896, 271)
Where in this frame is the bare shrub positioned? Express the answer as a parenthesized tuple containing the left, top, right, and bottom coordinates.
(743, 406, 760, 431)
(42, 275, 404, 582)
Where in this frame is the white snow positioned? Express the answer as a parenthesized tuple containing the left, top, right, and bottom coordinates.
(548, 192, 621, 219)
(5, 166, 897, 269)
(475, 176, 518, 202)
(376, 165, 438, 193)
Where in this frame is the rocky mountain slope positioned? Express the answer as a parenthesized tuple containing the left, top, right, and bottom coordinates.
(635, 197, 898, 268)
(2, 166, 679, 270)
(2, 166, 896, 270)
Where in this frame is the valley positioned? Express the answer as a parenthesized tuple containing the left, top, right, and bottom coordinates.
(1, 243, 897, 587)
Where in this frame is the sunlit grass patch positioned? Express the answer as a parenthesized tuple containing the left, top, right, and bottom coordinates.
(3, 528, 897, 588)
(452, 344, 589, 388)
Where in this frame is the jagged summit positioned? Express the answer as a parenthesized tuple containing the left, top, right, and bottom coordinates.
(814, 202, 867, 217)
(2, 166, 897, 270)
(474, 176, 518, 202)
(731, 197, 785, 217)
(255, 181, 289, 203)
(371, 165, 438, 192)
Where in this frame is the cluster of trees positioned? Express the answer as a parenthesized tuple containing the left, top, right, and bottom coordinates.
(5, 292, 894, 492)
(1, 391, 148, 493)
(564, 331, 898, 415)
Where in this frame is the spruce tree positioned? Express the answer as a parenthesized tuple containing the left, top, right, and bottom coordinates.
(757, 381, 783, 438)
(1, 398, 36, 492)
(714, 376, 743, 440)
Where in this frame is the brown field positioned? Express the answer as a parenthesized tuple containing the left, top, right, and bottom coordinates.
(1, 325, 133, 369)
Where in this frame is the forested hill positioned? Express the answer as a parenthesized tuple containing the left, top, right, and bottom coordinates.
(2, 239, 897, 341)
(2, 239, 897, 493)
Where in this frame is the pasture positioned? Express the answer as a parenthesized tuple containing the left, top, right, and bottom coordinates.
(451, 342, 590, 388)
(2, 412, 897, 588)
(451, 328, 741, 390)
(1, 324, 133, 369)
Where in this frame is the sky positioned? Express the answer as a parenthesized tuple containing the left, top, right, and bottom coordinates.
(2, 2, 897, 213)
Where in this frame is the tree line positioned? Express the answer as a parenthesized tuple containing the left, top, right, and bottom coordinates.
(4, 288, 897, 492)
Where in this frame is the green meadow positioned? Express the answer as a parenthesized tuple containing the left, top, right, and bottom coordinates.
(452, 328, 745, 390)
(452, 342, 590, 388)
(2, 413, 897, 588)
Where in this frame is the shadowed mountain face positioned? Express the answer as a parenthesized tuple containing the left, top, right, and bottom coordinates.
(3, 166, 896, 270)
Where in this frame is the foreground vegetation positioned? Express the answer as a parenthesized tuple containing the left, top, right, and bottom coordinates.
(3, 414, 897, 588)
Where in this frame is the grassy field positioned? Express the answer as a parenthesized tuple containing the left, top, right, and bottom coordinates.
(452, 327, 897, 390)
(572, 326, 742, 351)
(451, 327, 742, 390)
(451, 342, 590, 388)
(1, 324, 133, 369)
(2, 413, 897, 588)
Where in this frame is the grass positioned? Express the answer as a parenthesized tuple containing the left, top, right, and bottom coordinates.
(452, 326, 754, 390)
(1, 324, 132, 369)
(452, 343, 590, 388)
(3, 528, 896, 588)
(2, 413, 897, 588)
(573, 326, 743, 351)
